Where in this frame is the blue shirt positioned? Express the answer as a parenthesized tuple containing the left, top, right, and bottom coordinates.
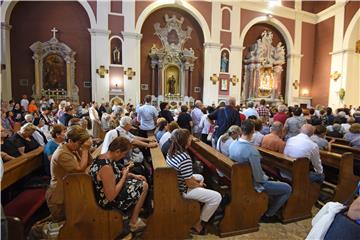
(137, 103, 158, 130)
(44, 140, 59, 157)
(208, 106, 241, 139)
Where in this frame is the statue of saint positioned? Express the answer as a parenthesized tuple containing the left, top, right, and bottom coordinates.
(167, 75, 176, 94)
(220, 52, 229, 72)
(112, 47, 121, 64)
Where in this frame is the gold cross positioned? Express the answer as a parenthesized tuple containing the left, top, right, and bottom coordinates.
(210, 74, 219, 85)
(96, 65, 109, 78)
(125, 68, 136, 80)
(230, 75, 239, 86)
(292, 80, 299, 90)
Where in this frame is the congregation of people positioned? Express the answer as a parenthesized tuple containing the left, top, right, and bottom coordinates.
(1, 94, 360, 237)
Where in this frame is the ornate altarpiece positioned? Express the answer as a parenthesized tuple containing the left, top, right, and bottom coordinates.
(30, 30, 79, 102)
(242, 31, 286, 102)
(148, 14, 197, 104)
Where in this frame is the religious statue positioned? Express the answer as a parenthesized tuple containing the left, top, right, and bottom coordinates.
(43, 53, 65, 90)
(220, 52, 229, 72)
(112, 47, 121, 64)
(167, 75, 176, 94)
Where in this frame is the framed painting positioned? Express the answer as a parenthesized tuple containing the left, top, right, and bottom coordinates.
(220, 79, 228, 91)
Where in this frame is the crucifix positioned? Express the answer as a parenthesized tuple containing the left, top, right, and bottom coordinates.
(125, 68, 136, 80)
(210, 74, 219, 85)
(51, 27, 58, 39)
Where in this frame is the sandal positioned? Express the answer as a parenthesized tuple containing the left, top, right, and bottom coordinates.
(129, 218, 147, 232)
(190, 226, 207, 235)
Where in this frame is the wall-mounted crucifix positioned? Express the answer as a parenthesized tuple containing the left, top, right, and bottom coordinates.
(96, 65, 109, 78)
(210, 74, 219, 85)
(51, 27, 58, 39)
(125, 68, 136, 80)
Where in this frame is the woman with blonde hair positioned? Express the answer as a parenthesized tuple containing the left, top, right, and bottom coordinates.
(216, 125, 241, 156)
(46, 125, 92, 222)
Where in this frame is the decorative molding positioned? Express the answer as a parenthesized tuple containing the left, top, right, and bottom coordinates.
(109, 12, 124, 17)
(122, 31, 143, 40)
(88, 28, 111, 36)
(230, 45, 244, 51)
(330, 49, 356, 56)
(1, 22, 12, 31)
(203, 42, 222, 49)
(316, 2, 347, 24)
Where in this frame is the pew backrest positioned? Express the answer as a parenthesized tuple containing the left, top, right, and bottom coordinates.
(326, 136, 350, 146)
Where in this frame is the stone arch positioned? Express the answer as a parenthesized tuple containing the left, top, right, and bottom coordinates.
(135, 0, 211, 43)
(343, 8, 360, 49)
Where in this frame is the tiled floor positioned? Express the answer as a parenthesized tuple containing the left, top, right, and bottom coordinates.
(193, 207, 319, 240)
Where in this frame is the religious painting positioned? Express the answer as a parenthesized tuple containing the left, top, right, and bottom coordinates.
(165, 66, 180, 95)
(220, 79, 228, 91)
(43, 53, 66, 90)
(258, 68, 274, 97)
(220, 50, 229, 73)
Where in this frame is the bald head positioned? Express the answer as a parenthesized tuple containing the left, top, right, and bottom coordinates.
(300, 124, 315, 137)
(195, 100, 202, 108)
(271, 121, 283, 134)
(228, 97, 236, 106)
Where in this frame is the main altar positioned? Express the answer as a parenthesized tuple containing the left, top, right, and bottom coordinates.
(148, 14, 197, 105)
(242, 31, 286, 104)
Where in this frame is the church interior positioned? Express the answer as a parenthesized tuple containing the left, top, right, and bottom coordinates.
(1, 0, 360, 239)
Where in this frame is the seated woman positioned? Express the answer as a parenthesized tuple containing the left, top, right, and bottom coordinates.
(43, 124, 66, 175)
(216, 125, 241, 157)
(154, 118, 167, 142)
(166, 129, 221, 234)
(311, 124, 332, 150)
(46, 125, 92, 222)
(250, 119, 264, 146)
(344, 123, 360, 148)
(89, 137, 148, 232)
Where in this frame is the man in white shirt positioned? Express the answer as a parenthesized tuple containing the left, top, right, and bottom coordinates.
(191, 100, 204, 138)
(20, 94, 29, 112)
(101, 116, 157, 154)
(243, 101, 259, 119)
(284, 124, 324, 183)
(137, 95, 158, 137)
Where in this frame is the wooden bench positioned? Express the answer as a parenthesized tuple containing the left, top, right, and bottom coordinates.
(143, 135, 200, 240)
(326, 136, 350, 146)
(58, 173, 123, 240)
(189, 140, 268, 237)
(331, 143, 360, 176)
(1, 148, 43, 190)
(257, 147, 320, 223)
(320, 150, 360, 202)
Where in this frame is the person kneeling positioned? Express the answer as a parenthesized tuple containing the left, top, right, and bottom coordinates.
(166, 129, 222, 234)
(89, 137, 148, 233)
(229, 120, 292, 222)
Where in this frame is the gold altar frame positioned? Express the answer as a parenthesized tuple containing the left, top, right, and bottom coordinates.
(164, 65, 180, 96)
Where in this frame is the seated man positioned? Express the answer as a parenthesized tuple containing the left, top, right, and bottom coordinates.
(229, 119, 292, 221)
(261, 121, 286, 153)
(284, 124, 325, 183)
(101, 116, 157, 154)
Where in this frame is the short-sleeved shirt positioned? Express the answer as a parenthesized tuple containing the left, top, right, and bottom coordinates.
(44, 140, 60, 158)
(208, 106, 241, 139)
(137, 103, 158, 131)
(177, 113, 192, 131)
(1, 139, 21, 157)
(8, 133, 40, 155)
(101, 127, 135, 154)
(310, 135, 329, 150)
(158, 110, 174, 123)
(284, 116, 307, 140)
(166, 151, 193, 193)
(261, 133, 286, 153)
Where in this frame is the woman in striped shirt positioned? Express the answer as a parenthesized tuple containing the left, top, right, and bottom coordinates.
(166, 129, 221, 235)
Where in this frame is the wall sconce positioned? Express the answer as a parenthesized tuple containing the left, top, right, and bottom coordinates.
(292, 80, 299, 90)
(112, 77, 122, 89)
(125, 68, 136, 80)
(230, 75, 239, 86)
(96, 65, 109, 78)
(210, 74, 219, 85)
(330, 71, 341, 81)
(301, 88, 309, 96)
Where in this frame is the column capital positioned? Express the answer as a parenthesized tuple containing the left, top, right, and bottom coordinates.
(122, 31, 143, 40)
(286, 53, 303, 59)
(1, 22, 12, 31)
(230, 45, 245, 51)
(88, 28, 111, 36)
(330, 48, 356, 56)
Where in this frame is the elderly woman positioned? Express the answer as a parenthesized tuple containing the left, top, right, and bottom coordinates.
(89, 137, 148, 232)
(46, 125, 92, 222)
(273, 104, 288, 125)
(344, 123, 360, 148)
(216, 125, 241, 157)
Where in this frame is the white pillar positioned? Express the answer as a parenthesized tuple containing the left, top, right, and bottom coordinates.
(1, 22, 12, 101)
(122, 32, 142, 105)
(203, 43, 221, 106)
(88, 28, 111, 103)
(328, 6, 345, 108)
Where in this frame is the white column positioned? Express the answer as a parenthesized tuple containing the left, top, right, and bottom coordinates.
(88, 28, 111, 103)
(211, 1, 221, 43)
(328, 6, 345, 108)
(203, 43, 221, 106)
(1, 23, 12, 101)
(122, 32, 142, 105)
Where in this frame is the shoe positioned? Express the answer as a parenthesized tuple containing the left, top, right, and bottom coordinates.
(129, 218, 147, 232)
(260, 215, 281, 223)
(190, 226, 207, 235)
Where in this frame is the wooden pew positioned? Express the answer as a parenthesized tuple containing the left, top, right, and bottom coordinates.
(257, 147, 320, 223)
(325, 136, 350, 146)
(143, 135, 200, 240)
(320, 151, 359, 202)
(1, 148, 43, 190)
(331, 143, 360, 175)
(58, 173, 123, 240)
(189, 140, 268, 237)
